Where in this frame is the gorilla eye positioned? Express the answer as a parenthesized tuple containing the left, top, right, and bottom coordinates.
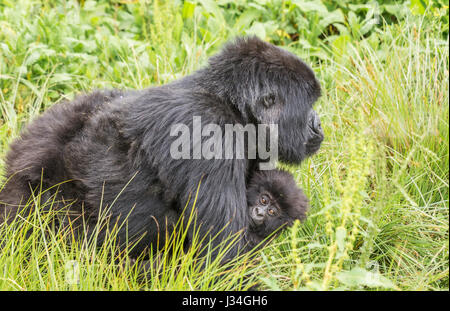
(260, 195, 269, 205)
(267, 208, 275, 216)
(262, 94, 275, 108)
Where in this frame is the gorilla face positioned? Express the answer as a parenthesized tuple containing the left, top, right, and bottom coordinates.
(248, 191, 287, 238)
(277, 105, 324, 164)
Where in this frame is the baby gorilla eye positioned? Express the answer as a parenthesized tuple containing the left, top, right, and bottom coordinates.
(267, 208, 276, 216)
(260, 194, 270, 205)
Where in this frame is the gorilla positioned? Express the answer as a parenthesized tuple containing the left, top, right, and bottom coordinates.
(246, 169, 309, 249)
(0, 37, 323, 260)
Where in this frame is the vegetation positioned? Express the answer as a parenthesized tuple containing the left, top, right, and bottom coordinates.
(0, 0, 448, 290)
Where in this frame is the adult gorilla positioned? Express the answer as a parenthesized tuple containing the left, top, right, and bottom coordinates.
(0, 37, 323, 260)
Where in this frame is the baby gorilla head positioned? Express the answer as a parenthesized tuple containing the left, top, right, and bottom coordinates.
(246, 170, 309, 247)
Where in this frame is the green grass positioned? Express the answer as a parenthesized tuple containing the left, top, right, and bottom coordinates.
(0, 0, 448, 290)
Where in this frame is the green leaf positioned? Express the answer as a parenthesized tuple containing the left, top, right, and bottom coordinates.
(260, 277, 282, 291)
(234, 9, 261, 31)
(49, 73, 73, 84)
(197, 0, 225, 23)
(319, 9, 345, 29)
(182, 1, 196, 20)
(348, 11, 359, 28)
(335, 226, 347, 253)
(336, 268, 396, 289)
(0, 42, 12, 57)
(382, 4, 407, 17)
(245, 22, 266, 40)
(410, 0, 428, 15)
(292, 1, 328, 14)
(360, 18, 378, 36)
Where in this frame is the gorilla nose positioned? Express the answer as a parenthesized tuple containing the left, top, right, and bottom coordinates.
(305, 110, 324, 156)
(256, 207, 264, 216)
(312, 112, 321, 130)
(308, 110, 323, 137)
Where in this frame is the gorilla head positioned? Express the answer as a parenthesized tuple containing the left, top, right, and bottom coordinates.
(0, 36, 323, 262)
(246, 169, 308, 248)
(200, 37, 324, 163)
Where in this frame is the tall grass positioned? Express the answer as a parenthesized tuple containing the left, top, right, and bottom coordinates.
(0, 181, 260, 290)
(0, 1, 448, 290)
(264, 16, 448, 290)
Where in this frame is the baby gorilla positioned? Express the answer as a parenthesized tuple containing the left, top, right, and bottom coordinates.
(246, 169, 309, 249)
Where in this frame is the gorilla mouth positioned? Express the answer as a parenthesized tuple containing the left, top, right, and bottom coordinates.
(308, 110, 323, 137)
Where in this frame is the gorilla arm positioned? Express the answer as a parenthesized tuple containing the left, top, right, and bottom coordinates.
(124, 90, 252, 261)
(164, 158, 250, 260)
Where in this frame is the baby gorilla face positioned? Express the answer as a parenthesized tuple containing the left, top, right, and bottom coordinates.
(247, 170, 309, 241)
(250, 192, 278, 225)
(249, 191, 288, 238)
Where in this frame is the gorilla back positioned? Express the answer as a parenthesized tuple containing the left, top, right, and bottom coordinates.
(0, 37, 323, 260)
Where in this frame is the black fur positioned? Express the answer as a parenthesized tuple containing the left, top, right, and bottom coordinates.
(246, 169, 309, 249)
(0, 37, 323, 260)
